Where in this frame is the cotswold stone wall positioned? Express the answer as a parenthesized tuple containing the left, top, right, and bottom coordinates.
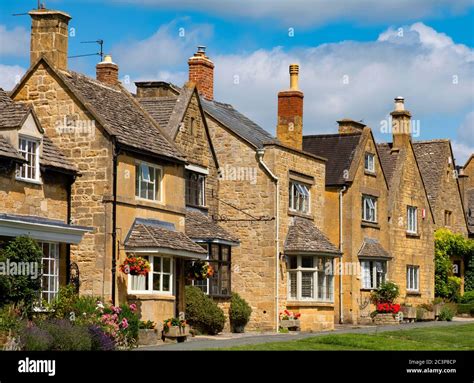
(14, 62, 113, 298)
(174, 92, 219, 217)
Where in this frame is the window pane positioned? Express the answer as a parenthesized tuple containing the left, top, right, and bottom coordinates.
(221, 246, 230, 262)
(301, 256, 313, 268)
(220, 263, 230, 295)
(154, 257, 161, 273)
(162, 258, 171, 273)
(210, 244, 220, 260)
(152, 273, 161, 291)
(301, 272, 314, 298)
(289, 256, 297, 270)
(289, 272, 297, 299)
(162, 274, 170, 292)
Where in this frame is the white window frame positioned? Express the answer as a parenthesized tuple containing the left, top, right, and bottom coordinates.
(289, 181, 311, 214)
(128, 255, 173, 295)
(16, 136, 40, 183)
(185, 170, 206, 207)
(287, 255, 334, 302)
(362, 195, 377, 223)
(135, 161, 163, 202)
(406, 265, 420, 292)
(39, 242, 59, 304)
(407, 206, 418, 234)
(365, 153, 375, 173)
(361, 260, 387, 289)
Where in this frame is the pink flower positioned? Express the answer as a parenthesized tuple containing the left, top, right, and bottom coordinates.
(129, 303, 137, 312)
(121, 318, 129, 329)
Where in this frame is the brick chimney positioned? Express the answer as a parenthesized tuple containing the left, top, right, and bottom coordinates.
(29, 8, 71, 70)
(188, 46, 214, 100)
(337, 119, 366, 135)
(276, 64, 304, 150)
(391, 97, 412, 149)
(96, 55, 119, 86)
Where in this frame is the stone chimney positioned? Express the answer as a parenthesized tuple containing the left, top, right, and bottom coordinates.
(96, 55, 119, 85)
(337, 119, 366, 135)
(391, 97, 412, 149)
(276, 64, 304, 150)
(188, 46, 214, 100)
(135, 81, 178, 98)
(29, 8, 71, 70)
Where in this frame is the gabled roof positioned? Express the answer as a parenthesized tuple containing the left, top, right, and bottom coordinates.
(377, 143, 400, 185)
(284, 217, 341, 256)
(185, 208, 239, 244)
(201, 98, 279, 149)
(10, 57, 185, 163)
(139, 96, 178, 130)
(0, 88, 77, 173)
(358, 238, 392, 259)
(412, 140, 450, 208)
(303, 133, 362, 186)
(124, 218, 207, 258)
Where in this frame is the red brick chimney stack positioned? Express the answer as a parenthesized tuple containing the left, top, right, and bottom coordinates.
(96, 55, 119, 86)
(276, 64, 304, 150)
(188, 46, 214, 100)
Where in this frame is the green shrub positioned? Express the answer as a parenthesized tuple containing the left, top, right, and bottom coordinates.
(0, 237, 43, 311)
(419, 303, 434, 312)
(416, 307, 427, 321)
(0, 304, 22, 333)
(370, 281, 400, 304)
(459, 291, 474, 304)
(19, 322, 53, 351)
(438, 306, 455, 321)
(38, 319, 91, 351)
(185, 286, 225, 335)
(229, 293, 252, 332)
(432, 297, 444, 305)
(447, 276, 461, 302)
(118, 303, 139, 342)
(456, 303, 474, 316)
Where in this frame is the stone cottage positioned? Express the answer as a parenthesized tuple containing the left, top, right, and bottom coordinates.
(303, 121, 391, 324)
(10, 8, 214, 324)
(0, 88, 88, 304)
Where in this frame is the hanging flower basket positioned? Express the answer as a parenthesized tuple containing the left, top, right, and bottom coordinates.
(186, 260, 214, 281)
(119, 256, 150, 276)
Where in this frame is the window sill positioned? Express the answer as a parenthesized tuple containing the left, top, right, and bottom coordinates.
(186, 203, 209, 211)
(288, 210, 313, 220)
(15, 177, 43, 186)
(286, 301, 334, 308)
(406, 291, 421, 296)
(364, 170, 376, 177)
(360, 288, 377, 292)
(406, 232, 420, 238)
(127, 293, 175, 301)
(361, 221, 380, 229)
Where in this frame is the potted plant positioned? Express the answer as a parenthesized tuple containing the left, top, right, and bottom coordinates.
(370, 281, 401, 325)
(162, 318, 190, 343)
(186, 261, 214, 281)
(137, 320, 162, 346)
(279, 310, 301, 331)
(119, 256, 150, 291)
(401, 304, 416, 322)
(229, 293, 252, 333)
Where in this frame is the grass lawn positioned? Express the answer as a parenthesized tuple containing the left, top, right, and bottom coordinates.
(226, 323, 474, 351)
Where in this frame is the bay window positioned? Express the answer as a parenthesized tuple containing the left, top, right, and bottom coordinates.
(129, 255, 173, 294)
(287, 255, 334, 302)
(193, 244, 231, 297)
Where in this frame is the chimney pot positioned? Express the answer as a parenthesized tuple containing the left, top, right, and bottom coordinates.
(289, 63, 299, 90)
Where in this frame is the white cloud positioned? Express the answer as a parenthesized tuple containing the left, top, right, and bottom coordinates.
(106, 0, 473, 26)
(454, 111, 474, 164)
(0, 25, 29, 57)
(0, 65, 25, 91)
(115, 21, 473, 162)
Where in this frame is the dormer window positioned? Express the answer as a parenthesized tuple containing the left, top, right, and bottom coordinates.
(16, 136, 40, 182)
(364, 153, 375, 173)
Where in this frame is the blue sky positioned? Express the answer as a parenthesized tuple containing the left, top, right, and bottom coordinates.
(0, 0, 473, 163)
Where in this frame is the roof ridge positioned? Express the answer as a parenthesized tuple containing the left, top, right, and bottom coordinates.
(304, 133, 362, 138)
(413, 139, 450, 144)
(67, 70, 122, 93)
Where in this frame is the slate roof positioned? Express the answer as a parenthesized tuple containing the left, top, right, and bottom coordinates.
(0, 136, 25, 162)
(185, 208, 239, 244)
(412, 140, 450, 207)
(124, 218, 207, 257)
(0, 89, 30, 129)
(0, 213, 91, 231)
(138, 96, 178, 129)
(303, 133, 362, 186)
(284, 217, 341, 255)
(358, 238, 392, 259)
(201, 98, 279, 148)
(59, 70, 185, 162)
(376, 143, 400, 185)
(0, 89, 77, 172)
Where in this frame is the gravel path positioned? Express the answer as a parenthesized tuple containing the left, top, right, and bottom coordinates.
(137, 317, 474, 351)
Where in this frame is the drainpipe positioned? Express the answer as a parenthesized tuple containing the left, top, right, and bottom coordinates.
(339, 186, 347, 324)
(66, 174, 75, 285)
(256, 149, 279, 332)
(111, 139, 119, 306)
